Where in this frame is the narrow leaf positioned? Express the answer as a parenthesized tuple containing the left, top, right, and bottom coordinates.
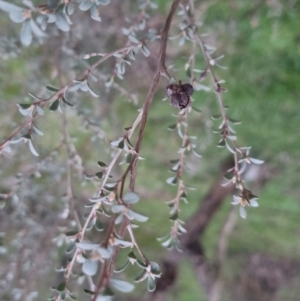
(110, 278, 134, 292)
(28, 139, 39, 156)
(49, 99, 59, 111)
(20, 21, 32, 46)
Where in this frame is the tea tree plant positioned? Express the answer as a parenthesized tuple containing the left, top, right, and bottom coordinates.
(0, 0, 263, 300)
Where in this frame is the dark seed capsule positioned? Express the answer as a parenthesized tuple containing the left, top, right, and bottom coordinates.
(166, 81, 193, 109)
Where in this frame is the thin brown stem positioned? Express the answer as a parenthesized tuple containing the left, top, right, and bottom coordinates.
(62, 110, 82, 230)
(127, 225, 149, 264)
(106, 0, 182, 283)
(91, 261, 108, 301)
(0, 44, 139, 150)
(131, 0, 181, 190)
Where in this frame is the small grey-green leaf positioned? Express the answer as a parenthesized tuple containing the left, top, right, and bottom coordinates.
(191, 106, 202, 113)
(83, 289, 95, 296)
(111, 205, 125, 213)
(82, 259, 98, 276)
(128, 49, 136, 60)
(65, 231, 77, 237)
(97, 161, 107, 167)
(32, 124, 44, 136)
(28, 92, 43, 100)
(79, 0, 93, 11)
(227, 135, 237, 141)
(30, 19, 46, 37)
(90, 3, 101, 21)
(169, 212, 178, 221)
(89, 72, 98, 82)
(127, 210, 148, 222)
(76, 242, 99, 250)
(128, 35, 139, 43)
(28, 139, 39, 156)
(96, 0, 110, 4)
(0, 1, 23, 13)
(36, 105, 44, 115)
(62, 96, 73, 106)
(20, 21, 32, 46)
(67, 2, 75, 15)
(147, 277, 156, 292)
(141, 44, 150, 57)
(239, 206, 247, 219)
(166, 176, 177, 185)
(123, 192, 139, 204)
(56, 281, 66, 292)
(49, 99, 59, 111)
(105, 76, 114, 87)
(225, 140, 236, 154)
(126, 153, 132, 164)
(249, 158, 264, 164)
(217, 139, 225, 148)
(46, 85, 59, 92)
(114, 259, 129, 274)
(117, 61, 126, 75)
(228, 118, 241, 124)
(55, 13, 70, 32)
(66, 243, 75, 254)
(192, 149, 202, 158)
(212, 114, 221, 120)
(118, 140, 125, 149)
(102, 286, 115, 297)
(10, 11, 25, 23)
(135, 269, 147, 282)
(95, 219, 104, 231)
(168, 124, 177, 131)
(95, 171, 103, 179)
(110, 278, 134, 293)
(87, 83, 99, 97)
(17, 103, 32, 109)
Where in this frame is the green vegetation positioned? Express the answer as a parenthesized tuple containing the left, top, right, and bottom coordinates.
(0, 0, 299, 300)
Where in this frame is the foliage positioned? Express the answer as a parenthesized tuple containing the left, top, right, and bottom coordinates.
(0, 0, 299, 301)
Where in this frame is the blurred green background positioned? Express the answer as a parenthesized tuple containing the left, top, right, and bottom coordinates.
(0, 1, 300, 301)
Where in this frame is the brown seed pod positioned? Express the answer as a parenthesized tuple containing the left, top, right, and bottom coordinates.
(166, 81, 194, 109)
